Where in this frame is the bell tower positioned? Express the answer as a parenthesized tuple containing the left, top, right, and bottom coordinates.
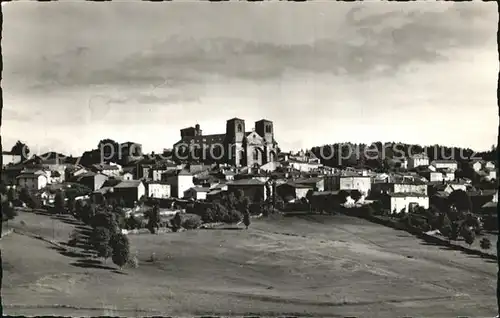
(226, 118, 246, 167)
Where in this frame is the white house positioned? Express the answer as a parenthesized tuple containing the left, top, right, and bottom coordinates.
(121, 171, 134, 181)
(184, 187, 210, 201)
(112, 180, 146, 206)
(472, 161, 483, 172)
(17, 170, 48, 190)
(443, 183, 467, 194)
(147, 182, 171, 199)
(92, 163, 122, 177)
(408, 153, 429, 169)
(388, 193, 429, 214)
(430, 160, 458, 172)
(165, 169, 195, 198)
(325, 172, 371, 197)
(428, 171, 444, 182)
(472, 160, 496, 172)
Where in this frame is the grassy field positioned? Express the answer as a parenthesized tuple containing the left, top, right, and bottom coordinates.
(2, 210, 497, 317)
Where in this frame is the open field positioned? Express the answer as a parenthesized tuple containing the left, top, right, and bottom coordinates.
(2, 211, 497, 317)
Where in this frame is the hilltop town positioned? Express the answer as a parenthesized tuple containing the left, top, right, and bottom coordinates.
(1, 117, 498, 317)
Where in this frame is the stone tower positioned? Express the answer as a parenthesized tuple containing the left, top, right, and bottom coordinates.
(255, 119, 275, 163)
(226, 118, 246, 167)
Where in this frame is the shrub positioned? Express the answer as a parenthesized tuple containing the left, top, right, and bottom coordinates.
(181, 214, 202, 230)
(462, 228, 475, 246)
(110, 233, 130, 270)
(127, 255, 139, 268)
(224, 209, 243, 224)
(480, 237, 492, 250)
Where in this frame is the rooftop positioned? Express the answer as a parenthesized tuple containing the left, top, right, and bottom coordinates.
(388, 192, 428, 198)
(227, 178, 265, 186)
(114, 180, 143, 189)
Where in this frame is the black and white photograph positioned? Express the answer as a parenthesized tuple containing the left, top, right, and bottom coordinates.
(1, 2, 498, 317)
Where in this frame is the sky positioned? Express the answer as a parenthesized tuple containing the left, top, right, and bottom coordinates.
(2, 2, 498, 156)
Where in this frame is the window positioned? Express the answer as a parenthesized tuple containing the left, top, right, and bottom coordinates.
(253, 149, 259, 161)
(265, 125, 272, 133)
(237, 124, 243, 133)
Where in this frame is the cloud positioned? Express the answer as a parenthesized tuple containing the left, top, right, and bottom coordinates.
(6, 3, 494, 95)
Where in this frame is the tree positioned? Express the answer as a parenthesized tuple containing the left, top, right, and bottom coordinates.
(448, 190, 472, 214)
(126, 214, 142, 230)
(91, 212, 119, 234)
(449, 221, 460, 242)
(462, 227, 475, 246)
(172, 212, 182, 232)
(54, 191, 65, 215)
(11, 140, 30, 161)
(440, 215, 452, 240)
(305, 190, 314, 213)
(146, 205, 160, 234)
(243, 210, 250, 229)
(110, 233, 130, 270)
(350, 190, 362, 203)
(480, 237, 491, 250)
(2, 200, 17, 222)
(7, 187, 18, 203)
(67, 197, 76, 215)
(91, 226, 112, 262)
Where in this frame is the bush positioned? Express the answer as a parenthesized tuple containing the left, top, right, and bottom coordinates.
(223, 209, 243, 224)
(110, 233, 130, 270)
(181, 214, 202, 230)
(480, 237, 492, 250)
(127, 254, 139, 269)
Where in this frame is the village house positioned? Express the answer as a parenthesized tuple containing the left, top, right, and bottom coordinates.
(291, 176, 325, 192)
(370, 176, 427, 198)
(226, 178, 267, 202)
(147, 181, 171, 199)
(184, 186, 211, 201)
(164, 169, 195, 198)
(387, 157, 408, 170)
(421, 170, 444, 183)
(468, 189, 497, 213)
(477, 167, 497, 181)
(407, 153, 429, 169)
(277, 182, 313, 202)
(111, 180, 146, 207)
(121, 171, 134, 181)
(471, 160, 496, 172)
(76, 172, 108, 191)
(91, 163, 122, 177)
(65, 165, 88, 180)
(386, 193, 430, 214)
(324, 171, 372, 196)
(172, 118, 279, 168)
(2, 151, 22, 167)
(430, 159, 458, 172)
(16, 170, 48, 190)
(151, 163, 177, 181)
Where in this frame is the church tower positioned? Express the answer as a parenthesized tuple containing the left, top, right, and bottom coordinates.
(226, 118, 246, 167)
(255, 119, 276, 163)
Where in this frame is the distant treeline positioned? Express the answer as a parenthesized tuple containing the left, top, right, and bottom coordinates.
(309, 142, 496, 170)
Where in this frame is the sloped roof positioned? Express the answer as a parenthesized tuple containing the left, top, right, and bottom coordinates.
(227, 178, 265, 186)
(388, 192, 428, 198)
(114, 180, 143, 189)
(482, 201, 497, 209)
(93, 163, 120, 170)
(431, 160, 458, 164)
(188, 187, 211, 193)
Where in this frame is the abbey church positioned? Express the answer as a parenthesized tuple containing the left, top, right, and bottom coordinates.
(173, 118, 279, 168)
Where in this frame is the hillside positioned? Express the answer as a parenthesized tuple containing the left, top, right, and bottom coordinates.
(2, 211, 497, 317)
